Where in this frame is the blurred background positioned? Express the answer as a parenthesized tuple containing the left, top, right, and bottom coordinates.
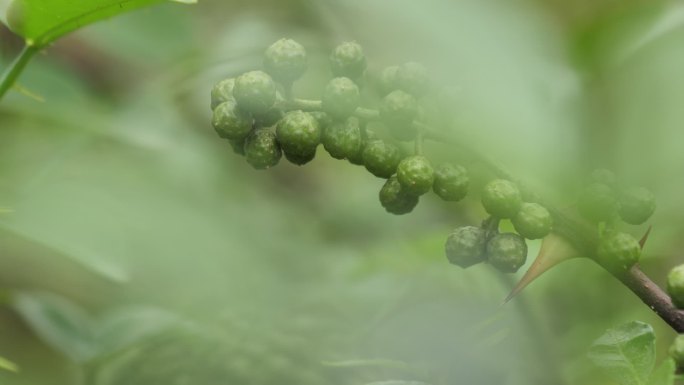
(1, 0, 684, 384)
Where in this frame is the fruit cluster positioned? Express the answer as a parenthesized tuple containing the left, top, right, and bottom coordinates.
(445, 179, 553, 273)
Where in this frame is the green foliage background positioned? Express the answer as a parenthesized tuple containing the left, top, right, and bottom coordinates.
(1, 0, 684, 384)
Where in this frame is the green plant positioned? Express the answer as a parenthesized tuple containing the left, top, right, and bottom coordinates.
(209, 38, 684, 382)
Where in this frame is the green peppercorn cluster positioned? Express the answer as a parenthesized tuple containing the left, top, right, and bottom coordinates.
(444, 179, 553, 273)
(209, 39, 470, 215)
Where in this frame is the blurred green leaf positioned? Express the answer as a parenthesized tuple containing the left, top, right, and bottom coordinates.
(647, 359, 675, 385)
(3, 0, 195, 47)
(0, 356, 18, 372)
(588, 321, 656, 385)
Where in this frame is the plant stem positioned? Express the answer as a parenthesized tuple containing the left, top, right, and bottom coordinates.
(277, 99, 684, 332)
(0, 44, 39, 102)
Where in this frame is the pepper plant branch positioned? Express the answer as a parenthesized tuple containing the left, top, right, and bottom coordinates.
(279, 98, 684, 332)
(0, 44, 39, 102)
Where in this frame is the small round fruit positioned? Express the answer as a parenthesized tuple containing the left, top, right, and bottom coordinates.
(322, 77, 360, 120)
(578, 183, 617, 222)
(618, 187, 656, 225)
(322, 117, 362, 160)
(284, 148, 316, 166)
(444, 226, 487, 268)
(379, 175, 419, 215)
(211, 78, 235, 110)
(396, 155, 434, 196)
(380, 90, 418, 140)
(263, 38, 307, 83)
(486, 233, 528, 273)
(396, 62, 429, 96)
(329, 41, 367, 79)
(244, 129, 282, 169)
(512, 203, 553, 240)
(233, 70, 277, 115)
(377, 65, 399, 95)
(275, 110, 320, 157)
(481, 179, 523, 219)
(669, 335, 684, 368)
(667, 265, 684, 309)
(211, 100, 252, 140)
(433, 163, 469, 202)
(591, 168, 617, 187)
(362, 140, 402, 178)
(596, 232, 641, 270)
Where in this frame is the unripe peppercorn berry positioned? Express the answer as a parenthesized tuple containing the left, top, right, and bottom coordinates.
(211, 78, 235, 110)
(396, 155, 434, 196)
(380, 90, 418, 141)
(433, 163, 469, 202)
(227, 137, 246, 156)
(618, 186, 656, 225)
(322, 77, 360, 120)
(512, 202, 553, 240)
(669, 335, 684, 368)
(596, 232, 641, 270)
(211, 100, 253, 140)
(362, 140, 402, 179)
(329, 41, 367, 79)
(578, 183, 617, 223)
(667, 265, 684, 309)
(379, 175, 419, 215)
(263, 38, 307, 83)
(233, 71, 277, 115)
(284, 149, 316, 166)
(396, 62, 429, 96)
(322, 117, 362, 160)
(347, 127, 376, 166)
(445, 226, 487, 269)
(377, 65, 399, 95)
(481, 179, 523, 219)
(244, 129, 282, 170)
(275, 110, 321, 158)
(487, 233, 528, 273)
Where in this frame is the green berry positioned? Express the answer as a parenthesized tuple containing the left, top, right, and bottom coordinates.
(481, 179, 523, 219)
(433, 163, 469, 202)
(380, 90, 418, 141)
(669, 335, 684, 368)
(486, 233, 527, 273)
(444, 226, 487, 268)
(578, 183, 617, 222)
(254, 108, 284, 127)
(347, 127, 376, 166)
(211, 100, 253, 140)
(263, 38, 307, 83)
(667, 265, 684, 309)
(596, 232, 641, 270)
(210, 78, 235, 110)
(362, 140, 402, 178)
(379, 175, 419, 215)
(618, 186, 656, 225)
(591, 168, 617, 187)
(396, 155, 434, 196)
(276, 110, 320, 158)
(322, 77, 360, 120)
(329, 41, 367, 79)
(377, 65, 399, 95)
(322, 117, 362, 160)
(244, 129, 282, 169)
(227, 137, 246, 156)
(512, 202, 553, 239)
(233, 70, 277, 115)
(284, 149, 316, 166)
(396, 62, 429, 96)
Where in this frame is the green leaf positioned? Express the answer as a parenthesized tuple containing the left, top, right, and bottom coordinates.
(0, 356, 18, 372)
(588, 321, 656, 385)
(4, 0, 195, 47)
(648, 359, 676, 385)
